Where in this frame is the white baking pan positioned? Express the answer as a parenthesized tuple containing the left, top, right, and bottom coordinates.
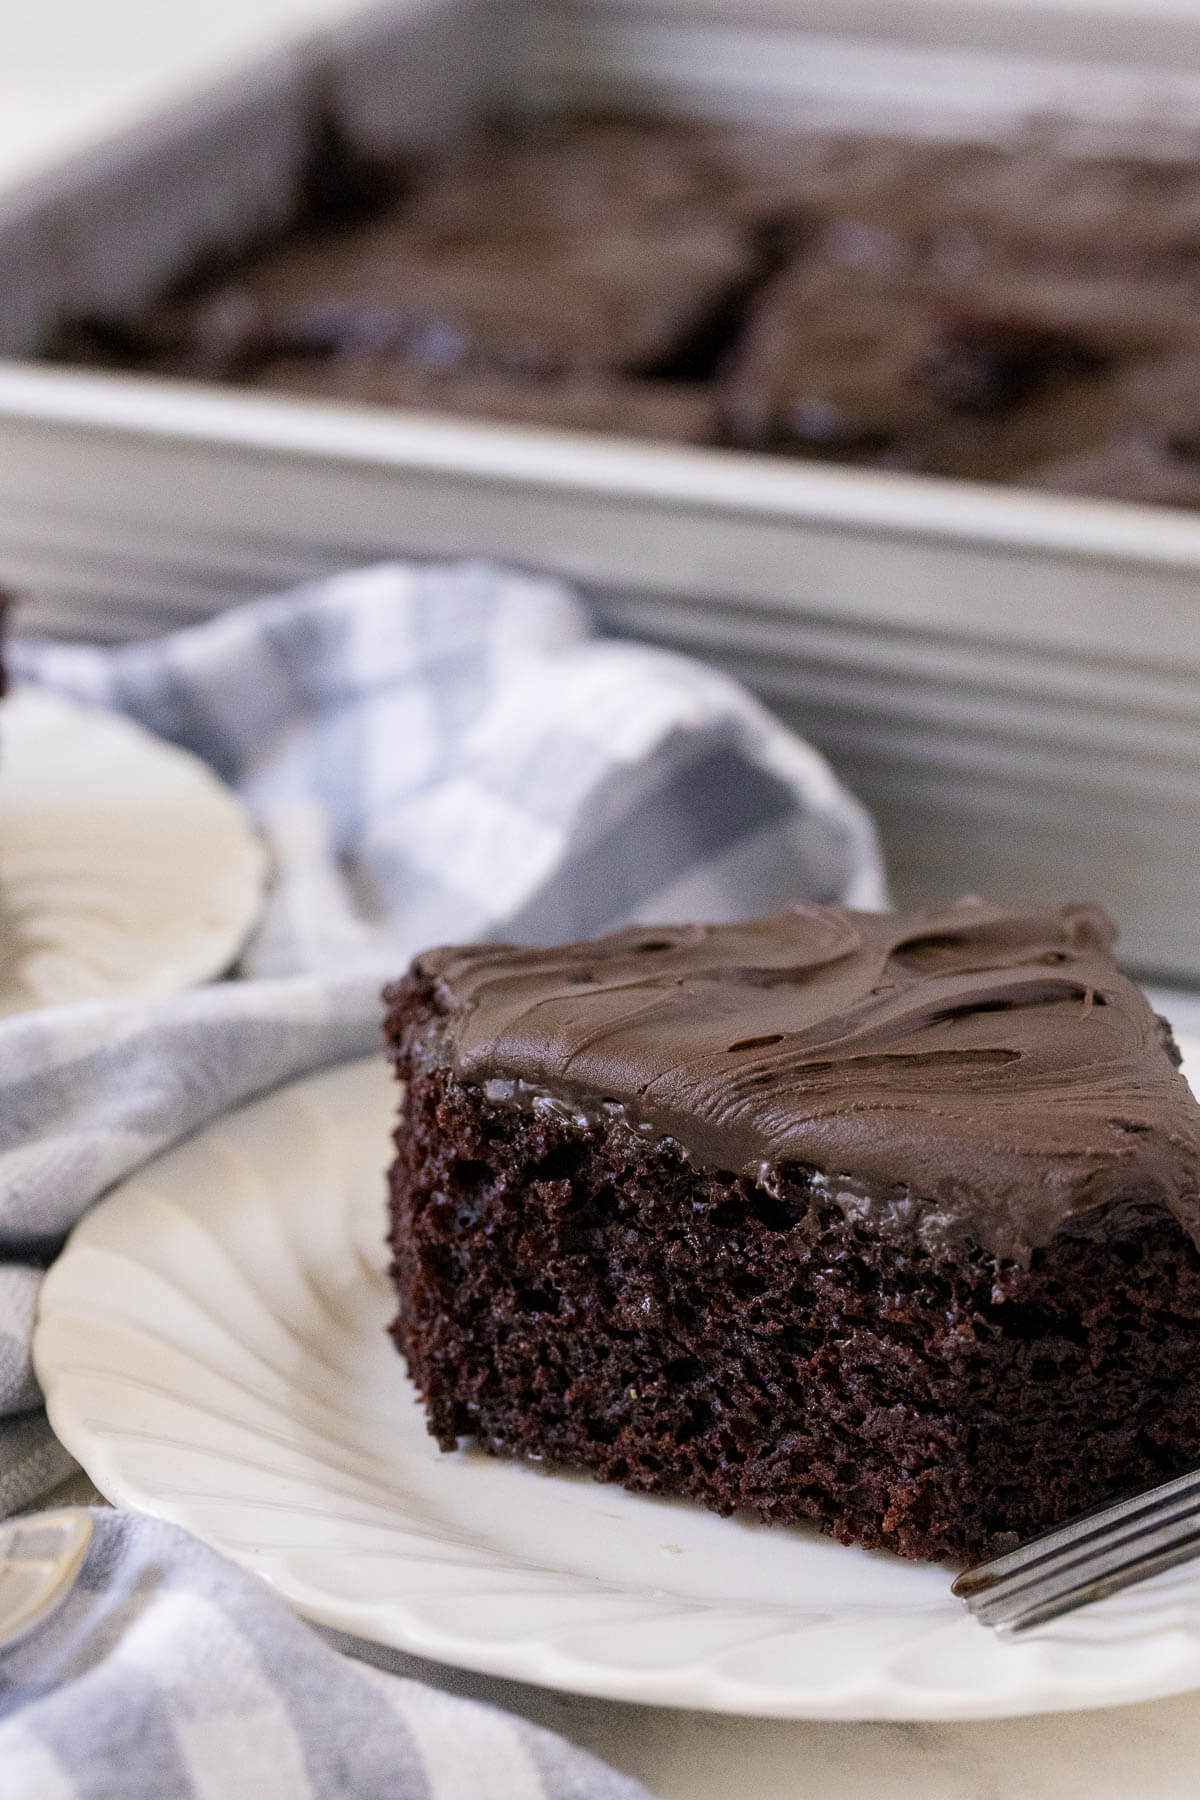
(1, 0, 1199, 979)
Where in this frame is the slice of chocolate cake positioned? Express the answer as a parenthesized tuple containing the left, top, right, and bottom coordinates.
(384, 900, 1200, 1562)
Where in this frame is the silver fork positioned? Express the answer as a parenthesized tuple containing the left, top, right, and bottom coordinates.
(954, 1467, 1200, 1634)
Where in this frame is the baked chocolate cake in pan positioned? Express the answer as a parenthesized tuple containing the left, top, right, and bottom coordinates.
(385, 899, 1200, 1563)
(718, 259, 1192, 475)
(200, 214, 750, 380)
(1028, 353, 1200, 504)
(52, 109, 1200, 503)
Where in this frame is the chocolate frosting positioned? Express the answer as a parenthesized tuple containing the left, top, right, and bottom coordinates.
(413, 900, 1200, 1263)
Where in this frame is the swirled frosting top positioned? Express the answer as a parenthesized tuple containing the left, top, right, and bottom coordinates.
(412, 900, 1200, 1262)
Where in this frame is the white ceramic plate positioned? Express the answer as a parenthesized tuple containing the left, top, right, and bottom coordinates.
(0, 685, 267, 1014)
(34, 1043, 1200, 1720)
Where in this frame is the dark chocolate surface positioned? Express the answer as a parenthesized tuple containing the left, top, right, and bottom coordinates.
(411, 900, 1200, 1262)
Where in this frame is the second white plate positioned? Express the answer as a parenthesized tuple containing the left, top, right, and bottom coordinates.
(34, 1045, 1200, 1720)
(0, 685, 267, 1014)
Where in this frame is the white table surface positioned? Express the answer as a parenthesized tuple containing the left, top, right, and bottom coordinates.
(325, 1640, 1200, 1800)
(10, 4, 1200, 1791)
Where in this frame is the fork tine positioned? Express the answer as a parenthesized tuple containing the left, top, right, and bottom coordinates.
(991, 1525, 1200, 1635)
(957, 1481, 1200, 1611)
(953, 1464, 1200, 1598)
(965, 1502, 1200, 1629)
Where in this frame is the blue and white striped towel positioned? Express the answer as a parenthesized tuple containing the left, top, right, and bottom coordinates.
(0, 558, 884, 1798)
(1, 1511, 646, 1800)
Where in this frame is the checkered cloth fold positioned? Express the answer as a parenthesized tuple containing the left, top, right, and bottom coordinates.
(0, 558, 884, 1797)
